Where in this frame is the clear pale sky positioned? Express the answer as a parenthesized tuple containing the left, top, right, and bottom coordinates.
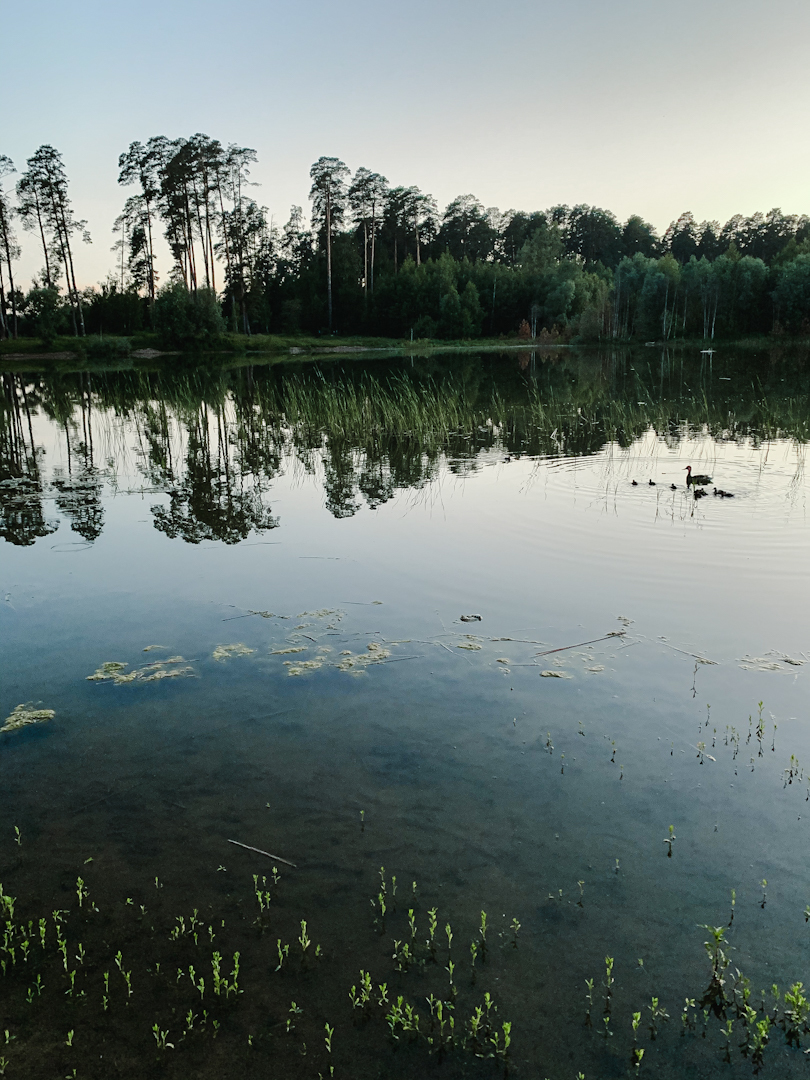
(3, 0, 809, 287)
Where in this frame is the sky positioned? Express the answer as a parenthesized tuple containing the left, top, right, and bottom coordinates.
(3, 0, 810, 288)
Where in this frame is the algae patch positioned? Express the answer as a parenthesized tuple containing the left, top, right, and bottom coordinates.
(87, 656, 195, 685)
(335, 641, 391, 675)
(282, 640, 392, 677)
(213, 643, 255, 662)
(540, 670, 573, 679)
(271, 647, 307, 656)
(2, 703, 55, 733)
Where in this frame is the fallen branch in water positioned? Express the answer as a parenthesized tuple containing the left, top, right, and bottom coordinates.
(536, 631, 626, 657)
(227, 839, 297, 868)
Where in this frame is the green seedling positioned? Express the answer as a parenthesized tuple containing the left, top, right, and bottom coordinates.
(760, 879, 768, 908)
(510, 917, 521, 947)
(65, 1030, 74, 1047)
(360, 809, 365, 829)
(585, 977, 595, 1026)
(577, 881, 585, 908)
(152, 1023, 174, 1050)
(632, 1047, 645, 1072)
(479, 911, 488, 959)
(76, 878, 88, 907)
(286, 1001, 303, 1034)
(13, 828, 20, 847)
(663, 825, 676, 856)
(681, 997, 696, 1032)
(632, 1011, 641, 1039)
(275, 939, 289, 972)
(408, 908, 417, 940)
(427, 908, 438, 960)
(299, 920, 311, 957)
(470, 940, 478, 983)
(603, 957, 614, 1017)
(392, 939, 413, 972)
(647, 996, 669, 1039)
(445, 922, 453, 952)
(324, 1022, 334, 1054)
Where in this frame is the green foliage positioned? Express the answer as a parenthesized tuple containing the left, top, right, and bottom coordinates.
(154, 284, 224, 346)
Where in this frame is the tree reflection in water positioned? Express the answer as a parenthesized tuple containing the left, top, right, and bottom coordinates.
(1, 348, 809, 546)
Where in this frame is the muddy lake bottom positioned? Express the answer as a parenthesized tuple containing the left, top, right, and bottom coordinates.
(1, 348, 810, 1078)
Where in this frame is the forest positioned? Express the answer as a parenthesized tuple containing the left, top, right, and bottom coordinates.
(3, 138, 810, 345)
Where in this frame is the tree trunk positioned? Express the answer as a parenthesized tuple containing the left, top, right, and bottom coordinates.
(0, 264, 7, 339)
(145, 197, 156, 310)
(363, 220, 368, 301)
(35, 194, 52, 287)
(415, 225, 421, 267)
(326, 187, 333, 331)
(0, 208, 18, 337)
(370, 202, 376, 295)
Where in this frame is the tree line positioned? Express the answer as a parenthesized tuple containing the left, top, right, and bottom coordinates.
(3, 140, 810, 344)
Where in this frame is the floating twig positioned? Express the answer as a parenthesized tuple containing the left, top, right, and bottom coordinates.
(227, 840, 297, 868)
(536, 631, 626, 657)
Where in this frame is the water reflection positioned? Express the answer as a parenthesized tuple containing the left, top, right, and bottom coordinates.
(1, 347, 808, 545)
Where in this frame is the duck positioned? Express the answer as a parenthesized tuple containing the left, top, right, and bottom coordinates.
(670, 483, 677, 490)
(648, 479, 656, 486)
(713, 487, 734, 498)
(685, 466, 712, 486)
(631, 480, 638, 486)
(693, 487, 707, 499)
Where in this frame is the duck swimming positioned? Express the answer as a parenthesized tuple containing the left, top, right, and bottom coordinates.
(713, 487, 734, 498)
(685, 466, 712, 486)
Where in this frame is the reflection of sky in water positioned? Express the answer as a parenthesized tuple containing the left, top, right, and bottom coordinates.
(2, 354, 810, 1078)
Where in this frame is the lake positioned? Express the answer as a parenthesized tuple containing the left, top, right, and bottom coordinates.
(1, 344, 809, 1078)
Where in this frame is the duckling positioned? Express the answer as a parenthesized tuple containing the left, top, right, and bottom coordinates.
(648, 479, 656, 486)
(670, 483, 677, 490)
(693, 487, 707, 499)
(631, 480, 638, 486)
(713, 487, 734, 498)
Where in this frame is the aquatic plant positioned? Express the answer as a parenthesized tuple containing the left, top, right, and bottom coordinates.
(1, 704, 55, 733)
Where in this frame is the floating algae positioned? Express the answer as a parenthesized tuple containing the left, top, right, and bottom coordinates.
(87, 656, 194, 684)
(142, 644, 169, 652)
(496, 658, 510, 664)
(540, 670, 574, 679)
(271, 646, 308, 655)
(586, 665, 606, 673)
(335, 641, 391, 675)
(457, 642, 483, 651)
(739, 652, 805, 672)
(1, 703, 55, 733)
(297, 609, 342, 619)
(87, 661, 128, 681)
(285, 658, 327, 676)
(212, 643, 255, 662)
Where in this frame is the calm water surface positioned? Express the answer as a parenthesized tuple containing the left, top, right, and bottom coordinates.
(1, 347, 809, 1078)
